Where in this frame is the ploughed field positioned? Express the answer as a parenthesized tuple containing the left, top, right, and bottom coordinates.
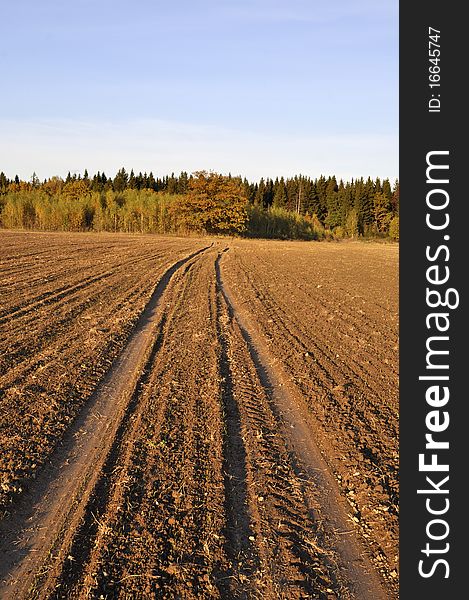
(0, 231, 398, 599)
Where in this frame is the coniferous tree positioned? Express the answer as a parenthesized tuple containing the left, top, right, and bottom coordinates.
(148, 172, 157, 191)
(178, 171, 189, 194)
(295, 176, 306, 214)
(0, 172, 8, 193)
(255, 178, 266, 206)
(302, 180, 319, 219)
(30, 172, 40, 188)
(374, 177, 382, 196)
(242, 178, 255, 204)
(91, 172, 102, 192)
(285, 177, 297, 212)
(167, 173, 178, 194)
(113, 168, 128, 192)
(265, 179, 274, 208)
(315, 176, 328, 222)
(391, 180, 399, 214)
(273, 177, 287, 208)
(374, 192, 392, 233)
(129, 169, 136, 189)
(354, 177, 374, 234)
(103, 173, 113, 191)
(382, 179, 392, 208)
(325, 176, 340, 229)
(0, 168, 399, 239)
(336, 180, 351, 227)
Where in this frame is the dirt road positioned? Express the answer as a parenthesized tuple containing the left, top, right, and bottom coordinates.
(0, 233, 398, 599)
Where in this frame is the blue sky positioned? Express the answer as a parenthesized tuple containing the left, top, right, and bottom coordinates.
(0, 0, 398, 182)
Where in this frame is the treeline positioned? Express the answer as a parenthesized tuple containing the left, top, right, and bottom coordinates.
(0, 169, 399, 240)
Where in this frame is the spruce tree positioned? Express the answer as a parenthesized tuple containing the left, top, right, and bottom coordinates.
(167, 173, 178, 194)
(265, 179, 274, 208)
(91, 172, 102, 192)
(113, 168, 128, 192)
(0, 171, 8, 192)
(178, 171, 189, 194)
(135, 172, 144, 190)
(315, 176, 328, 222)
(354, 177, 374, 235)
(255, 178, 266, 206)
(325, 176, 340, 229)
(374, 192, 391, 233)
(243, 178, 255, 204)
(391, 180, 399, 214)
(148, 172, 157, 191)
(273, 177, 287, 208)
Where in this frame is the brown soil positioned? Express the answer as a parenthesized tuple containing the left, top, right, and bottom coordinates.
(0, 232, 398, 599)
(221, 239, 399, 594)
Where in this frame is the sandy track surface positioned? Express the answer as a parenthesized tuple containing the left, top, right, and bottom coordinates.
(0, 232, 397, 599)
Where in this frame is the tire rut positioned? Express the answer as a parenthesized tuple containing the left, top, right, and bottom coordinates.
(217, 256, 338, 599)
(0, 245, 211, 599)
(1, 240, 391, 599)
(215, 252, 388, 600)
(215, 278, 263, 599)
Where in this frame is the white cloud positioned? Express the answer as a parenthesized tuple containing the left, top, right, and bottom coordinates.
(0, 118, 397, 182)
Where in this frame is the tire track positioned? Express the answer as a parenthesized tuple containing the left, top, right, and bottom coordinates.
(221, 248, 399, 586)
(0, 240, 211, 519)
(48, 310, 171, 599)
(0, 250, 198, 393)
(78, 248, 227, 599)
(0, 245, 211, 599)
(217, 258, 339, 599)
(216, 252, 388, 600)
(215, 279, 263, 599)
(0, 237, 394, 599)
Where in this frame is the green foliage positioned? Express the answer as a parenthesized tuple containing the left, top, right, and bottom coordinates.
(247, 205, 323, 240)
(325, 177, 341, 229)
(0, 169, 399, 240)
(0, 171, 9, 193)
(272, 177, 287, 208)
(389, 215, 399, 240)
(345, 208, 359, 238)
(1, 191, 37, 229)
(113, 167, 129, 192)
(373, 192, 392, 233)
(332, 226, 346, 239)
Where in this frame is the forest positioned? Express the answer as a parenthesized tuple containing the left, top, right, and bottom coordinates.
(0, 169, 399, 240)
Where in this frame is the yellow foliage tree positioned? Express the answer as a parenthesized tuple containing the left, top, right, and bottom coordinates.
(177, 171, 248, 234)
(389, 215, 399, 240)
(42, 176, 64, 197)
(61, 179, 91, 203)
(60, 180, 93, 230)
